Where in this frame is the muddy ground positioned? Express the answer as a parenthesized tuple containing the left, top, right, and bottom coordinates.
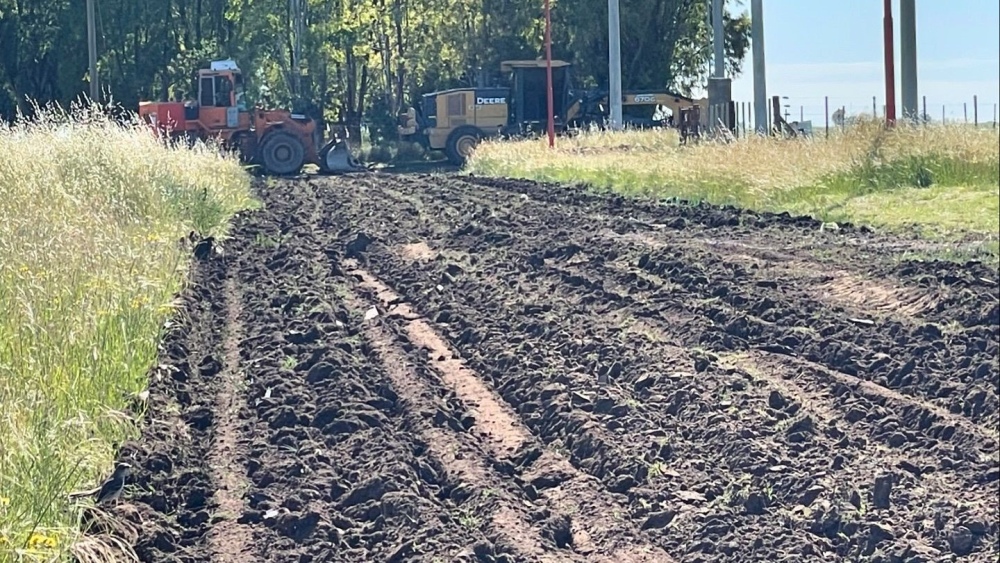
(103, 173, 998, 562)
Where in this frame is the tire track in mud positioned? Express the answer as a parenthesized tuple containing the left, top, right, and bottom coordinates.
(339, 286, 562, 563)
(312, 173, 999, 562)
(320, 180, 831, 558)
(106, 245, 239, 563)
(405, 173, 1000, 436)
(716, 350, 996, 553)
(228, 181, 490, 562)
(603, 229, 943, 322)
(552, 240, 1000, 449)
(343, 260, 673, 562)
(204, 276, 254, 562)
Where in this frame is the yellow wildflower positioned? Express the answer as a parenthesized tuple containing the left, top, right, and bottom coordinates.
(27, 531, 57, 549)
(130, 294, 149, 309)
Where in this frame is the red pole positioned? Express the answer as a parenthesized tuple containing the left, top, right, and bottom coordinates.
(545, 0, 555, 148)
(883, 0, 896, 126)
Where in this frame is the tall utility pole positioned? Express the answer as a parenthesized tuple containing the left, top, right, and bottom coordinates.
(882, 0, 896, 125)
(712, 0, 724, 77)
(290, 0, 304, 98)
(544, 0, 555, 147)
(751, 0, 767, 133)
(899, 0, 918, 121)
(87, 0, 98, 102)
(608, 0, 623, 131)
(708, 0, 733, 131)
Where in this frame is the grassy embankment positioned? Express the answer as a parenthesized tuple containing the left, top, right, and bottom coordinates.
(0, 105, 255, 562)
(468, 118, 1000, 260)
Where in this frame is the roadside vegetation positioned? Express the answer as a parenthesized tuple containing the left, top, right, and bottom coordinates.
(0, 103, 255, 562)
(468, 118, 1000, 259)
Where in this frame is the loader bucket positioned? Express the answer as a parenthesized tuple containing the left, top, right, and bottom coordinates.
(318, 139, 368, 174)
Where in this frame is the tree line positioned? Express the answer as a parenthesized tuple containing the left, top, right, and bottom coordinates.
(0, 0, 750, 143)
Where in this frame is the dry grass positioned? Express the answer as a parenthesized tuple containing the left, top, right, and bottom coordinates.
(0, 102, 255, 562)
(468, 117, 1000, 250)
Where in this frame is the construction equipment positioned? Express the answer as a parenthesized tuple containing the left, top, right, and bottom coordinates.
(571, 90, 705, 130)
(397, 59, 703, 165)
(138, 60, 365, 175)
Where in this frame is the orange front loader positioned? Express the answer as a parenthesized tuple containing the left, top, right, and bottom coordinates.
(138, 60, 364, 175)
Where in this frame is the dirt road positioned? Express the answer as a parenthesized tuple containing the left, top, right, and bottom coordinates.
(107, 174, 999, 562)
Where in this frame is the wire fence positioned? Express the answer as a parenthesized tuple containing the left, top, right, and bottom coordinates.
(706, 94, 999, 138)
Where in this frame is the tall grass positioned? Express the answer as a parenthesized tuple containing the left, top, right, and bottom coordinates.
(0, 103, 255, 562)
(468, 117, 1000, 241)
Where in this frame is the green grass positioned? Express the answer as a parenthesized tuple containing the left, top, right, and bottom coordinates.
(0, 103, 255, 562)
(467, 118, 1000, 259)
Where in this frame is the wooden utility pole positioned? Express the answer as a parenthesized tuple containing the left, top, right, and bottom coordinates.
(882, 0, 896, 125)
(544, 0, 555, 147)
(87, 0, 98, 102)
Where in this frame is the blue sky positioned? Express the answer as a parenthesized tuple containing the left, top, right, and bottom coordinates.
(716, 0, 1000, 124)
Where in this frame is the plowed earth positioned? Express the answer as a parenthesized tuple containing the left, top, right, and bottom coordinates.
(105, 174, 999, 563)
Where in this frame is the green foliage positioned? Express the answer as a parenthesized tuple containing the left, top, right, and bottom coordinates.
(0, 0, 752, 142)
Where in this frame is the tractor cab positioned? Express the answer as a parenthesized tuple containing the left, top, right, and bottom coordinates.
(195, 59, 247, 111)
(500, 60, 573, 135)
(185, 59, 247, 129)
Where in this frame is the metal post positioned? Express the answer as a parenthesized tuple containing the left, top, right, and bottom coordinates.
(942, 105, 945, 124)
(922, 95, 927, 123)
(873, 96, 877, 116)
(882, 0, 896, 125)
(545, 0, 555, 146)
(800, 105, 803, 122)
(824, 96, 829, 138)
(899, 0, 917, 121)
(751, 0, 767, 133)
(964, 102, 967, 123)
(87, 0, 98, 102)
(608, 0, 623, 131)
(973, 95, 978, 126)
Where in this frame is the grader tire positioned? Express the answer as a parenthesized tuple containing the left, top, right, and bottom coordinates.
(260, 131, 305, 175)
(444, 126, 483, 166)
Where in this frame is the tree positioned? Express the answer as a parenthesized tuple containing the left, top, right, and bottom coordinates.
(554, 0, 750, 94)
(0, 0, 752, 137)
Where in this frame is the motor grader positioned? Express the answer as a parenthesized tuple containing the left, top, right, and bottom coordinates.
(138, 59, 364, 175)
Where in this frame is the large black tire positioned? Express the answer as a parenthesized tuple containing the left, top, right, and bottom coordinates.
(444, 126, 483, 166)
(259, 131, 305, 175)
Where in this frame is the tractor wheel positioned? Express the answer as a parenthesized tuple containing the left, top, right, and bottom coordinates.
(259, 131, 305, 175)
(444, 126, 483, 166)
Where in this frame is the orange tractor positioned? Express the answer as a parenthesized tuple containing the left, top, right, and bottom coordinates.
(138, 60, 365, 175)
